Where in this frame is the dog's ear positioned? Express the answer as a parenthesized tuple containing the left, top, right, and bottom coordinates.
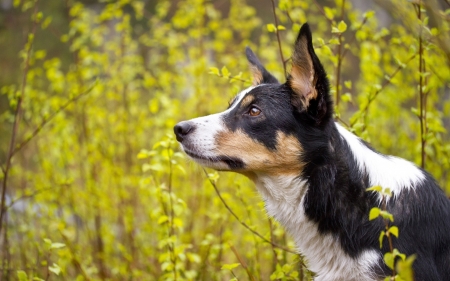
(246, 47, 279, 85)
(288, 23, 330, 123)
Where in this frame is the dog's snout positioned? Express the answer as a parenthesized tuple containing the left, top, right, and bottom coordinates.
(174, 121, 195, 142)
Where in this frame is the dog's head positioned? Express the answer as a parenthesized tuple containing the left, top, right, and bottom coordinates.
(174, 23, 331, 177)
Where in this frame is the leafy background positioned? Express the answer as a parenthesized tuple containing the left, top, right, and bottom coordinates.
(0, 0, 449, 280)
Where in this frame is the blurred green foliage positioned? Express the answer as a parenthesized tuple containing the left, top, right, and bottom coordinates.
(0, 0, 449, 280)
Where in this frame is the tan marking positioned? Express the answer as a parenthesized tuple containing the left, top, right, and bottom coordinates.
(215, 130, 304, 176)
(249, 65, 263, 86)
(240, 94, 254, 108)
(289, 36, 317, 108)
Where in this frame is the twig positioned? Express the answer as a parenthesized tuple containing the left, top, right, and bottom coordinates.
(6, 187, 53, 210)
(166, 144, 177, 281)
(11, 83, 96, 157)
(334, 0, 346, 109)
(350, 53, 418, 129)
(415, 0, 428, 169)
(202, 168, 298, 255)
(341, 16, 369, 59)
(270, 0, 287, 78)
(229, 244, 257, 281)
(312, 0, 334, 24)
(0, 0, 40, 238)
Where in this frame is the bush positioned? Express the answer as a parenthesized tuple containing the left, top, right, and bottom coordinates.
(1, 0, 449, 280)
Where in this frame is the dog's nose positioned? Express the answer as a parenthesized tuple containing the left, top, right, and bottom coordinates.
(174, 121, 195, 142)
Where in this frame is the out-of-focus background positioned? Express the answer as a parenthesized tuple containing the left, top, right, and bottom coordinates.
(0, 0, 449, 280)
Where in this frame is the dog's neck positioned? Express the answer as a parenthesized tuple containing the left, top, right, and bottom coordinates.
(252, 173, 308, 227)
(249, 168, 380, 281)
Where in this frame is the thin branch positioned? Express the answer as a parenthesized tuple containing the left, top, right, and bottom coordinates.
(270, 0, 287, 78)
(229, 244, 257, 281)
(341, 16, 369, 59)
(415, 0, 428, 169)
(166, 144, 177, 281)
(11, 83, 96, 157)
(6, 187, 53, 210)
(350, 53, 418, 129)
(335, 0, 346, 110)
(202, 168, 298, 255)
(312, 0, 334, 24)
(0, 0, 40, 237)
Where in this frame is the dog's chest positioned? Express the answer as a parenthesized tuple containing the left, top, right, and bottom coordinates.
(256, 176, 379, 281)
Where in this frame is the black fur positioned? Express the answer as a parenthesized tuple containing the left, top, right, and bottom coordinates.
(223, 23, 450, 280)
(175, 23, 450, 281)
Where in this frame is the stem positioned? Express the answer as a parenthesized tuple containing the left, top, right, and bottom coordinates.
(335, 0, 346, 110)
(202, 169, 298, 255)
(350, 53, 417, 130)
(270, 0, 287, 77)
(11, 84, 95, 157)
(0, 0, 40, 239)
(381, 196, 396, 279)
(229, 244, 257, 281)
(335, 34, 343, 109)
(167, 145, 177, 281)
(416, 0, 427, 169)
(312, 0, 333, 24)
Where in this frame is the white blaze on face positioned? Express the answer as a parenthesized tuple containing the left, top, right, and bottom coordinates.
(179, 86, 256, 168)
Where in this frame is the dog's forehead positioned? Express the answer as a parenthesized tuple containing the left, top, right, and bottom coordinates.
(228, 85, 258, 110)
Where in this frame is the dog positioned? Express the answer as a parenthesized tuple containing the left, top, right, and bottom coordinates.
(174, 23, 450, 281)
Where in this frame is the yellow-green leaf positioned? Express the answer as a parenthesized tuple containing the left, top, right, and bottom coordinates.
(338, 21, 347, 33)
(266, 24, 277, 32)
(221, 263, 241, 270)
(369, 207, 380, 220)
(388, 226, 399, 238)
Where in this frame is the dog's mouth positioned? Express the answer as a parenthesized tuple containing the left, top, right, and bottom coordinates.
(182, 147, 245, 170)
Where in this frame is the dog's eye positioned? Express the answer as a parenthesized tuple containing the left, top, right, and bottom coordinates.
(248, 106, 261, 116)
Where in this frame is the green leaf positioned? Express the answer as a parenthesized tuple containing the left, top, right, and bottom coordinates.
(266, 24, 277, 32)
(277, 25, 286, 31)
(344, 80, 352, 89)
(380, 210, 394, 222)
(221, 263, 241, 270)
(397, 254, 416, 281)
(384, 252, 394, 269)
(337, 21, 347, 33)
(42, 16, 52, 29)
(329, 38, 340, 45)
(209, 67, 221, 76)
(393, 248, 406, 261)
(137, 150, 150, 159)
(324, 7, 334, 20)
(50, 242, 66, 249)
(48, 263, 61, 276)
(366, 186, 382, 193)
(158, 215, 169, 224)
(341, 93, 352, 102)
(221, 66, 230, 78)
(363, 10, 375, 19)
(369, 207, 381, 220)
(17, 271, 28, 281)
(379, 230, 385, 248)
(207, 172, 220, 183)
(388, 226, 399, 238)
(381, 188, 393, 197)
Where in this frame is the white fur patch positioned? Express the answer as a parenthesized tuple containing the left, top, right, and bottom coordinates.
(179, 86, 256, 169)
(256, 174, 380, 281)
(336, 123, 425, 199)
